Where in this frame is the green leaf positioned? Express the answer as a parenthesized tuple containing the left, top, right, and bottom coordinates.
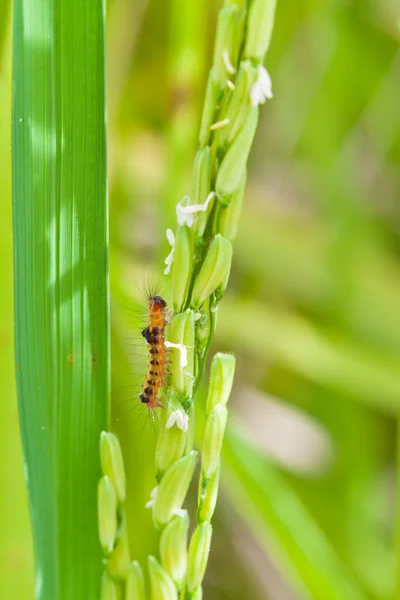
(0, 13, 35, 599)
(223, 430, 369, 600)
(12, 1, 109, 598)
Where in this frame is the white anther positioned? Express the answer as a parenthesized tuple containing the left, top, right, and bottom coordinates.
(209, 118, 230, 131)
(145, 486, 158, 508)
(166, 409, 189, 433)
(164, 228, 175, 274)
(250, 65, 273, 107)
(176, 192, 215, 228)
(222, 50, 235, 75)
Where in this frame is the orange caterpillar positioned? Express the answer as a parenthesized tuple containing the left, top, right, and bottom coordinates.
(140, 295, 169, 409)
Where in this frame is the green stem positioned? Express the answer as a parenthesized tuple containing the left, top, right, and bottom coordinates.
(161, 0, 207, 253)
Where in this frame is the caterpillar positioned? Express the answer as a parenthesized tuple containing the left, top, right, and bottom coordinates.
(140, 295, 169, 409)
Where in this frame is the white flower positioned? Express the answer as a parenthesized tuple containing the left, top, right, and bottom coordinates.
(222, 50, 235, 75)
(164, 228, 175, 275)
(145, 486, 158, 508)
(250, 65, 273, 107)
(173, 508, 187, 518)
(166, 409, 189, 433)
(164, 341, 188, 368)
(176, 195, 192, 226)
(176, 192, 215, 228)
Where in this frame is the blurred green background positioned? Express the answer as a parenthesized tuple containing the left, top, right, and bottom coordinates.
(1, 0, 400, 598)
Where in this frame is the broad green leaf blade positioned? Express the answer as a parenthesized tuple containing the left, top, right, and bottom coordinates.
(12, 1, 109, 599)
(223, 430, 370, 600)
(0, 13, 34, 599)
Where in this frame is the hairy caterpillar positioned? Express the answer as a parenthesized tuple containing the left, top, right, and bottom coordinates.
(139, 295, 169, 409)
